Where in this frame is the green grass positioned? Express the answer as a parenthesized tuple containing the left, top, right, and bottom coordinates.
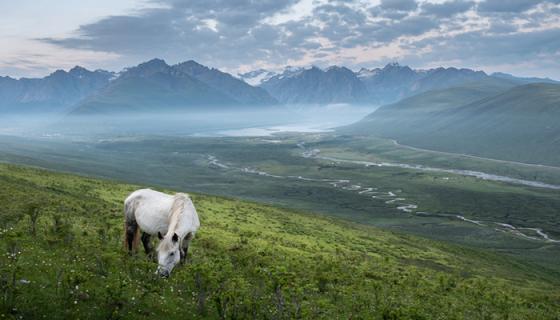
(1, 134, 560, 274)
(1, 163, 560, 319)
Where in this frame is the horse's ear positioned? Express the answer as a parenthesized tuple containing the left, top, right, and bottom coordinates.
(172, 233, 179, 243)
(158, 232, 163, 240)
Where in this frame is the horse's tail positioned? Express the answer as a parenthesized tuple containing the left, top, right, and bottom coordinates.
(124, 197, 141, 252)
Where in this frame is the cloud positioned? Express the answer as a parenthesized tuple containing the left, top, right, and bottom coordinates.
(421, 1, 474, 17)
(41, 0, 308, 69)
(379, 0, 418, 12)
(406, 27, 560, 67)
(477, 0, 558, 13)
(25, 0, 560, 79)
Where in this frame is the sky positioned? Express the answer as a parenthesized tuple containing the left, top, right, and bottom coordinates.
(1, 0, 560, 79)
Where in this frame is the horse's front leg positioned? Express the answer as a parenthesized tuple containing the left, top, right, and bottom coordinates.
(180, 233, 193, 263)
(141, 232, 155, 260)
(180, 241, 189, 263)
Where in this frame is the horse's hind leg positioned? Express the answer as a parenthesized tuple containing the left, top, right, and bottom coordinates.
(124, 198, 141, 253)
(125, 219, 138, 253)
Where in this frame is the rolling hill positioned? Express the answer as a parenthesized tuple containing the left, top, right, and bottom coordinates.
(344, 78, 517, 133)
(0, 163, 559, 318)
(343, 82, 560, 166)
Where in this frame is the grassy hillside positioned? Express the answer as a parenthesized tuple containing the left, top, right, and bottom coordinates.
(0, 163, 559, 319)
(422, 83, 560, 165)
(343, 83, 560, 166)
(341, 80, 513, 138)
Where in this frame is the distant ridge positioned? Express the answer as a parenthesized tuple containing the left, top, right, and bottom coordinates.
(491, 72, 559, 85)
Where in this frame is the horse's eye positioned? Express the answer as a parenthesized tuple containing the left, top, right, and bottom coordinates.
(170, 252, 174, 256)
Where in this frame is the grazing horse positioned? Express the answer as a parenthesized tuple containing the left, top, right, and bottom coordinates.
(124, 188, 200, 277)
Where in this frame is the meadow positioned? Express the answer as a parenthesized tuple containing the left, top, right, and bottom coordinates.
(0, 133, 559, 273)
(1, 163, 560, 319)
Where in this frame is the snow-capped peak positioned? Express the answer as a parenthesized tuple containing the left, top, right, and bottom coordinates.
(237, 69, 277, 86)
(356, 67, 380, 79)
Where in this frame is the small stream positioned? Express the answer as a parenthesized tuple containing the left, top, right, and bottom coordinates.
(205, 142, 560, 244)
(310, 153, 560, 190)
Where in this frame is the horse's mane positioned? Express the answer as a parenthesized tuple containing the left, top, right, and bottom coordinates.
(167, 193, 189, 236)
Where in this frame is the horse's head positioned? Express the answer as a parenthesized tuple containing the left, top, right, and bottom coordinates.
(156, 232, 180, 277)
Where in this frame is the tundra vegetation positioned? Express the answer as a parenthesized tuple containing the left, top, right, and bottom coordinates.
(0, 163, 559, 319)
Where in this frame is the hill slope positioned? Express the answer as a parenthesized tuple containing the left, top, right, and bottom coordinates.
(422, 83, 560, 164)
(342, 79, 515, 136)
(343, 83, 560, 166)
(0, 163, 559, 318)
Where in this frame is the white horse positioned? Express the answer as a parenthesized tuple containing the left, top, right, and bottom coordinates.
(124, 188, 200, 277)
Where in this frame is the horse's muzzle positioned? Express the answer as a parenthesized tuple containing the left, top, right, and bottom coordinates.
(157, 268, 170, 278)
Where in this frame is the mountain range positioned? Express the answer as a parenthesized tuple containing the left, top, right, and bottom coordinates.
(246, 62, 555, 106)
(71, 59, 279, 114)
(0, 59, 557, 114)
(260, 66, 370, 105)
(0, 66, 114, 113)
